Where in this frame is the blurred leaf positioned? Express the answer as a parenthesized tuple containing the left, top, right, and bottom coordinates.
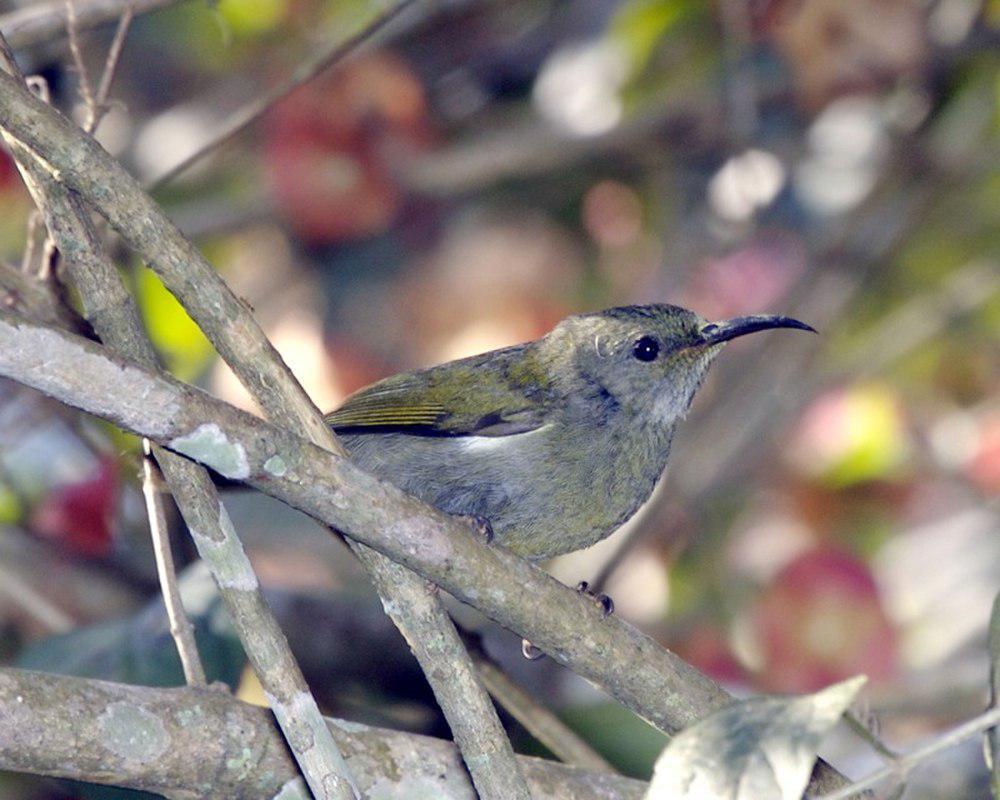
(15, 592, 246, 800)
(560, 702, 668, 777)
(98, 421, 143, 459)
(791, 384, 910, 488)
(236, 663, 268, 706)
(17, 596, 244, 689)
(610, 0, 694, 75)
(218, 0, 289, 36)
(824, 385, 908, 487)
(645, 676, 866, 799)
(133, 264, 216, 382)
(0, 481, 22, 524)
(748, 549, 896, 692)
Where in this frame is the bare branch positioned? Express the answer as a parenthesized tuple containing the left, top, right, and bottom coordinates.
(0, 669, 646, 800)
(364, 555, 532, 799)
(65, 0, 98, 127)
(0, 42, 359, 796)
(141, 452, 206, 686)
(0, 64, 337, 447)
(0, 308, 855, 795)
(88, 2, 134, 134)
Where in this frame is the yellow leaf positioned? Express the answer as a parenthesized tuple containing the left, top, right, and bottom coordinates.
(134, 265, 215, 382)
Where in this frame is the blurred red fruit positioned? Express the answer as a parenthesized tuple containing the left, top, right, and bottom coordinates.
(749, 548, 897, 692)
(967, 415, 1000, 494)
(31, 457, 119, 558)
(0, 147, 18, 189)
(681, 237, 805, 323)
(265, 52, 431, 244)
(674, 624, 749, 687)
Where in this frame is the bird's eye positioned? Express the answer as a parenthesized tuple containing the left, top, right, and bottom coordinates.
(701, 323, 719, 338)
(632, 336, 660, 362)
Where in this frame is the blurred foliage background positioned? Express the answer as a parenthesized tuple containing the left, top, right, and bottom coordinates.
(0, 0, 997, 797)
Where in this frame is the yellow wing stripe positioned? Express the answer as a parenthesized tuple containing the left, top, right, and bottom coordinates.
(326, 405, 444, 427)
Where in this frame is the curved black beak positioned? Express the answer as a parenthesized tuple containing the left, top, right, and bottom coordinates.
(699, 314, 817, 346)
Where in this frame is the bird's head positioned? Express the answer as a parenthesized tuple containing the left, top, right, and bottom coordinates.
(544, 304, 815, 426)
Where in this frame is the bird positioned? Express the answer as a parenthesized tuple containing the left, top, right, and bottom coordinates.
(326, 304, 815, 566)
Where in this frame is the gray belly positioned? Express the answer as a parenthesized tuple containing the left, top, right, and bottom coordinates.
(339, 426, 667, 559)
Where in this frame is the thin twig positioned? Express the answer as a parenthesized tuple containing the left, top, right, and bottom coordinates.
(468, 642, 616, 773)
(816, 706, 1000, 800)
(65, 0, 97, 124)
(147, 0, 417, 190)
(0, 0, 182, 51)
(141, 449, 206, 686)
(989, 590, 1000, 799)
(19, 210, 41, 273)
(87, 2, 133, 134)
(842, 711, 900, 762)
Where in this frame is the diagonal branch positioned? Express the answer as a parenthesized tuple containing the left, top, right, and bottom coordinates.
(0, 33, 358, 798)
(0, 668, 646, 800)
(0, 64, 335, 448)
(0, 308, 855, 795)
(0, 43, 531, 798)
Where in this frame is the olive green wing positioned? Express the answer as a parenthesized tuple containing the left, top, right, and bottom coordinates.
(325, 343, 555, 437)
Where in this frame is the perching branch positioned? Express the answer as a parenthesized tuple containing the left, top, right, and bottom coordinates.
(0, 33, 361, 799)
(0, 37, 531, 797)
(0, 669, 647, 800)
(0, 308, 854, 794)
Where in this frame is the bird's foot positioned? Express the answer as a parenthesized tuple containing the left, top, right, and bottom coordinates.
(521, 639, 545, 660)
(521, 581, 613, 662)
(576, 580, 614, 617)
(464, 514, 494, 545)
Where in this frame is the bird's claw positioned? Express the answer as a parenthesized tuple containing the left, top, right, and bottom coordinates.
(521, 638, 545, 660)
(467, 514, 494, 544)
(576, 580, 614, 618)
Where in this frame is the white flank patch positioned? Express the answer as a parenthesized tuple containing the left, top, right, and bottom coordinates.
(461, 424, 551, 454)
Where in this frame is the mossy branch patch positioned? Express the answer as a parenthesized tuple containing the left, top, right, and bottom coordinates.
(170, 423, 250, 479)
